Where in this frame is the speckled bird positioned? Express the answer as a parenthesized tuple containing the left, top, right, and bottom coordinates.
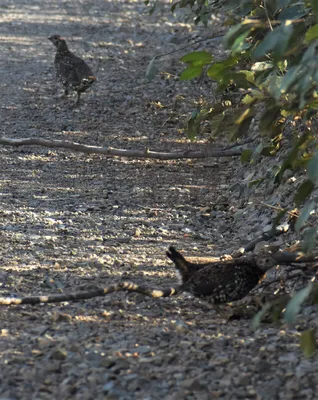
(48, 35, 96, 104)
(166, 246, 274, 303)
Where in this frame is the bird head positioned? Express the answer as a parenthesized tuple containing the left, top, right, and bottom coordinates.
(48, 35, 68, 50)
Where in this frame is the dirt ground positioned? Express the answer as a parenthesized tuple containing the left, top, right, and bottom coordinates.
(0, 1, 318, 399)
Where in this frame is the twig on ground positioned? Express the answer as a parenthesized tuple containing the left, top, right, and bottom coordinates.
(0, 282, 180, 306)
(0, 137, 242, 159)
(243, 224, 290, 253)
(255, 199, 301, 221)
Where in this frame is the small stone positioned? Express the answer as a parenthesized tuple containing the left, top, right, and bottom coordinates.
(263, 225, 273, 233)
(234, 210, 245, 220)
(132, 345, 151, 354)
(171, 320, 188, 332)
(102, 381, 115, 393)
(181, 378, 206, 391)
(51, 348, 67, 361)
(254, 360, 271, 373)
(279, 353, 298, 364)
(219, 379, 231, 387)
(285, 378, 300, 391)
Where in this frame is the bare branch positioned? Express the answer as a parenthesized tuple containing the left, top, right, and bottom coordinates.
(153, 32, 224, 60)
(0, 282, 181, 306)
(243, 224, 290, 253)
(1, 252, 317, 306)
(0, 137, 242, 159)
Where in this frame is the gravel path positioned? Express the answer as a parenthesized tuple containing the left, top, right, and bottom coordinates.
(1, 1, 317, 399)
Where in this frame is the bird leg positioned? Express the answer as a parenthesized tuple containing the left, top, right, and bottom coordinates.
(75, 92, 81, 105)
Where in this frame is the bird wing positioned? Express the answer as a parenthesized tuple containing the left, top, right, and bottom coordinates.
(55, 52, 94, 88)
(67, 53, 94, 80)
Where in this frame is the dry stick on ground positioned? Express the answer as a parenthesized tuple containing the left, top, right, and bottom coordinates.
(0, 137, 242, 159)
(242, 224, 290, 253)
(1, 252, 317, 306)
(255, 199, 302, 222)
(0, 282, 180, 306)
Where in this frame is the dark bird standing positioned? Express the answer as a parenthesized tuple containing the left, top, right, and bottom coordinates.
(166, 246, 274, 303)
(48, 35, 96, 104)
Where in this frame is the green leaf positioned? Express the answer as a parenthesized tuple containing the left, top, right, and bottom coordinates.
(187, 109, 201, 140)
(252, 303, 271, 330)
(261, 146, 277, 156)
(259, 106, 282, 134)
(253, 142, 264, 156)
(248, 178, 265, 187)
(250, 89, 266, 99)
(252, 29, 280, 60)
(300, 329, 316, 358)
(310, 283, 318, 304)
(299, 73, 316, 109)
(170, 2, 179, 12)
(307, 152, 318, 181)
(275, 133, 311, 183)
(235, 107, 254, 125)
(294, 180, 314, 206)
(207, 63, 232, 80)
(273, 24, 294, 59)
(224, 22, 253, 48)
(279, 65, 303, 96)
(242, 94, 254, 105)
(305, 24, 318, 42)
(295, 201, 315, 232)
(231, 30, 251, 53)
(232, 70, 255, 88)
(241, 149, 253, 162)
(252, 24, 293, 61)
(231, 112, 254, 141)
(278, 5, 310, 20)
(180, 51, 213, 65)
(301, 42, 317, 64)
(278, 0, 293, 6)
(311, 0, 318, 19)
(302, 227, 317, 253)
(273, 209, 287, 228)
(284, 284, 313, 326)
(180, 66, 203, 80)
(146, 57, 158, 81)
(148, 1, 157, 15)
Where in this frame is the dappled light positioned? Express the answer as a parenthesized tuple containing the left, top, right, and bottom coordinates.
(1, 0, 318, 398)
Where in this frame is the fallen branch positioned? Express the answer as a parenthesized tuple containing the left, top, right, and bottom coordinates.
(243, 224, 290, 253)
(272, 251, 318, 264)
(2, 249, 317, 307)
(0, 282, 180, 306)
(0, 137, 242, 160)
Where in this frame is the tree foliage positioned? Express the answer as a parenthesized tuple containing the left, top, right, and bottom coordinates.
(145, 0, 318, 251)
(145, 0, 318, 355)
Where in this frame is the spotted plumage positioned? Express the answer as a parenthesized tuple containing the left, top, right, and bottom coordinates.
(48, 35, 96, 104)
(166, 246, 274, 303)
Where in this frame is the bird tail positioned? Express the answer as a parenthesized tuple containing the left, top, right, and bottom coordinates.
(81, 75, 97, 88)
(87, 75, 97, 83)
(166, 246, 189, 274)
